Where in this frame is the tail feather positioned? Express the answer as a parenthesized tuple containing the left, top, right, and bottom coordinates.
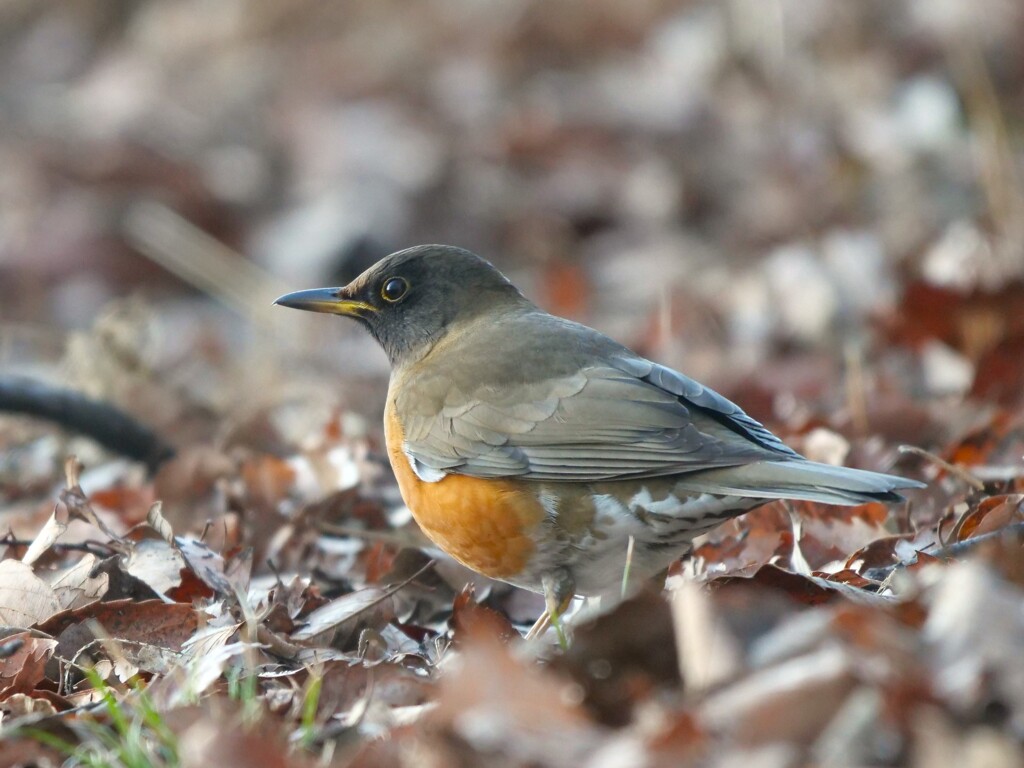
(674, 459, 925, 506)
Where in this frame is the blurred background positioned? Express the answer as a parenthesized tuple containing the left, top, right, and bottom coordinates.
(2, 0, 1024, 467)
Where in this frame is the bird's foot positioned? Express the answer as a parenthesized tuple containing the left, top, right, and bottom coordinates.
(525, 569, 574, 649)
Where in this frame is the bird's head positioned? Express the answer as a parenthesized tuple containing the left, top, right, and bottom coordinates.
(274, 244, 529, 365)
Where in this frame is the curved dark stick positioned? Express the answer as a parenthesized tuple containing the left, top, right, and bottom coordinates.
(862, 520, 1024, 582)
(0, 376, 175, 472)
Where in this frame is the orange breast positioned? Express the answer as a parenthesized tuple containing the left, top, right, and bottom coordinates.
(384, 401, 545, 580)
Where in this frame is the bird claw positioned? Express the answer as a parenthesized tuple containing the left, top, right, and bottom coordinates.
(524, 569, 574, 647)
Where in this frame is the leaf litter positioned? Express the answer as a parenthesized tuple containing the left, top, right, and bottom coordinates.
(3, 378, 1023, 767)
(2, 1, 1024, 766)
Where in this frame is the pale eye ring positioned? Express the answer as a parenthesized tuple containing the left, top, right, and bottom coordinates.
(381, 277, 409, 302)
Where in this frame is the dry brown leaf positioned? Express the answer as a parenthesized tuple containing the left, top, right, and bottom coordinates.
(692, 503, 790, 575)
(166, 567, 216, 604)
(886, 280, 1024, 362)
(0, 632, 58, 698)
(125, 539, 186, 597)
(88, 485, 155, 521)
(177, 709, 293, 768)
(292, 587, 394, 644)
(944, 410, 1023, 469)
(59, 481, 125, 544)
(818, 568, 877, 589)
(182, 623, 239, 659)
(712, 564, 898, 607)
(955, 495, 1024, 541)
(794, 501, 893, 567)
(175, 538, 233, 595)
(113, 641, 184, 677)
(553, 590, 680, 728)
(1, 692, 58, 718)
(46, 554, 110, 610)
(432, 627, 603, 767)
(174, 641, 249, 698)
(20, 503, 69, 566)
(304, 660, 430, 727)
(702, 644, 857, 745)
(0, 561, 61, 628)
(45, 599, 200, 662)
(971, 338, 1024, 406)
(222, 547, 253, 596)
(240, 455, 297, 508)
(923, 562, 1024, 720)
(450, 584, 518, 645)
(672, 579, 742, 694)
(844, 529, 943, 577)
(146, 501, 176, 545)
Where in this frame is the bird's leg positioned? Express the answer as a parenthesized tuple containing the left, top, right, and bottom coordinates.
(525, 569, 575, 648)
(524, 611, 550, 641)
(546, 599, 569, 651)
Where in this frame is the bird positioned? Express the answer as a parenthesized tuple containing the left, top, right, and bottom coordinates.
(275, 244, 924, 639)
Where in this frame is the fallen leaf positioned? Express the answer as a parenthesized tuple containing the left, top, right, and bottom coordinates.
(0, 561, 60, 627)
(39, 599, 199, 662)
(1, 692, 58, 717)
(166, 568, 216, 604)
(177, 641, 251, 699)
(555, 589, 680, 727)
(114, 641, 184, 677)
(432, 627, 603, 767)
(177, 707, 294, 768)
(292, 587, 393, 645)
(175, 537, 233, 594)
(450, 584, 517, 645)
(20, 503, 69, 566)
(701, 644, 857, 745)
(46, 554, 109, 610)
(712, 564, 897, 607)
(923, 561, 1024, 718)
(0, 632, 58, 698)
(955, 495, 1023, 541)
(672, 580, 742, 695)
(125, 538, 186, 598)
(147, 501, 175, 545)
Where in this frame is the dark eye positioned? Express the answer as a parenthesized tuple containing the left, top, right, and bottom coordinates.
(380, 277, 409, 303)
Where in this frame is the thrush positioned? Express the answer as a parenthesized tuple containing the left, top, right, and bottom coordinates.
(276, 245, 923, 636)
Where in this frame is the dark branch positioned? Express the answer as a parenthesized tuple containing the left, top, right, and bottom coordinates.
(0, 376, 175, 472)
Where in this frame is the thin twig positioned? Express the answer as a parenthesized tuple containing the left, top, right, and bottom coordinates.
(933, 520, 1024, 560)
(121, 201, 288, 331)
(898, 445, 984, 492)
(862, 521, 1024, 582)
(339, 559, 437, 625)
(0, 534, 116, 557)
(317, 522, 427, 549)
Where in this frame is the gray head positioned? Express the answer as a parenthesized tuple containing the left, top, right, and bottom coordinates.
(274, 245, 532, 365)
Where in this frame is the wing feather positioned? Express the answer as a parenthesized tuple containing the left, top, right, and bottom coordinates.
(397, 363, 789, 483)
(391, 311, 801, 483)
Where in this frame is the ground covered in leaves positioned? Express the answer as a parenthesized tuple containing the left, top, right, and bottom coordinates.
(3, 0, 1024, 766)
(1, 307, 1023, 768)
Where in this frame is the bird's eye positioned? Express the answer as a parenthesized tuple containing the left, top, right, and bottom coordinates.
(380, 277, 409, 303)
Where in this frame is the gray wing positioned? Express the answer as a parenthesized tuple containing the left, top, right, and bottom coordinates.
(396, 318, 802, 483)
